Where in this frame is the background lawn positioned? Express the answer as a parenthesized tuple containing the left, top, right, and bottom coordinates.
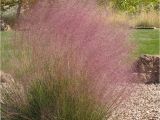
(0, 29, 159, 71)
(0, 31, 14, 71)
(132, 29, 159, 56)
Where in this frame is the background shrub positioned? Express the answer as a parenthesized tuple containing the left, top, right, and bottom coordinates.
(98, 0, 160, 13)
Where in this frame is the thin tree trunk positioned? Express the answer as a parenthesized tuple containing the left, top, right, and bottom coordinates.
(16, 0, 22, 19)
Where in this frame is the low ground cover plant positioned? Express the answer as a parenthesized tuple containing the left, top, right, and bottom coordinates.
(1, 0, 133, 120)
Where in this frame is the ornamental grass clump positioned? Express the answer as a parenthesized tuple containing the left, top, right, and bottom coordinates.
(131, 10, 160, 28)
(1, 0, 133, 120)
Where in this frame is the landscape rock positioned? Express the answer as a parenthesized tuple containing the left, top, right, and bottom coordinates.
(0, 70, 15, 92)
(0, 71, 14, 83)
(0, 19, 11, 31)
(0, 71, 24, 104)
(133, 55, 159, 84)
(0, 71, 15, 103)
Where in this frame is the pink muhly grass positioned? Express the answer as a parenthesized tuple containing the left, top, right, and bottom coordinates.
(21, 0, 132, 110)
(2, 0, 134, 119)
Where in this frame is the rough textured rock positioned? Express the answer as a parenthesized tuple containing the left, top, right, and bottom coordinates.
(0, 71, 14, 83)
(0, 19, 11, 31)
(0, 71, 15, 103)
(0, 19, 8, 31)
(0, 70, 15, 93)
(133, 55, 160, 84)
(0, 71, 24, 104)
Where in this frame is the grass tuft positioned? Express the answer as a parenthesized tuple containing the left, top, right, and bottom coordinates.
(1, 0, 133, 120)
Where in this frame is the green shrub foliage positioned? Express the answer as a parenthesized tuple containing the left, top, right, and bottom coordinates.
(98, 0, 159, 13)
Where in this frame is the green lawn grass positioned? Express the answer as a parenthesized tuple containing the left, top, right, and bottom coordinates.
(0, 31, 14, 71)
(132, 29, 159, 56)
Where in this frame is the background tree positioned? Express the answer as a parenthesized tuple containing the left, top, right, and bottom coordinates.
(16, 0, 39, 18)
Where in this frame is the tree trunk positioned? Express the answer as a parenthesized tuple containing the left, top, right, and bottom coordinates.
(16, 0, 22, 19)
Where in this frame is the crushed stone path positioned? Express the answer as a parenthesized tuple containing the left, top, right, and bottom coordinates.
(109, 84, 160, 120)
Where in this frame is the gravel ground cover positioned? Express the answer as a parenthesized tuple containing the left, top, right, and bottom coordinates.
(109, 83, 160, 120)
